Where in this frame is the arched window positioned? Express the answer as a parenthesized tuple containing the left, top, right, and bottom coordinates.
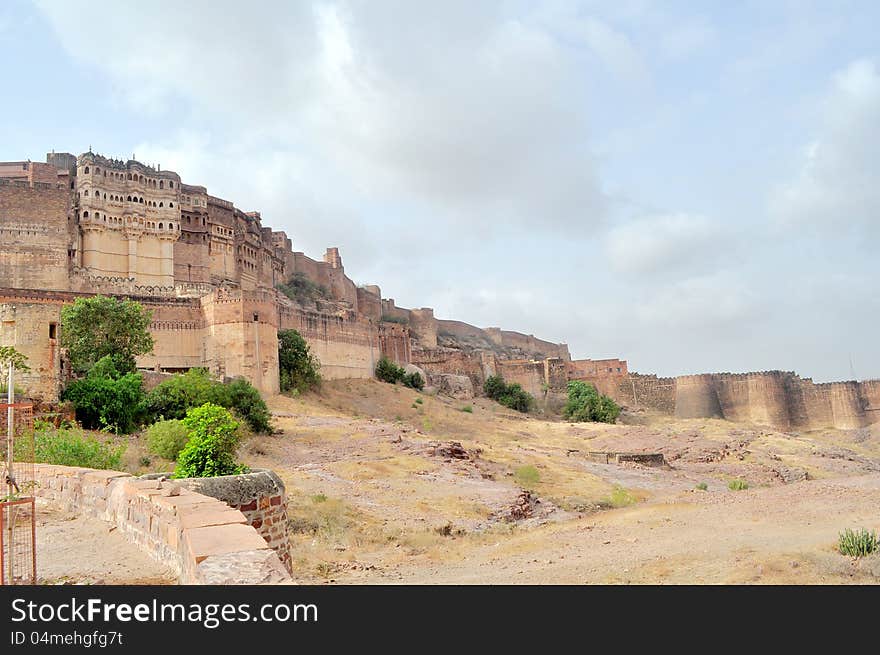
(127, 195, 131, 201)
(127, 173, 132, 180)
(95, 167, 100, 174)
(103, 193, 107, 200)
(103, 170, 107, 177)
(84, 166, 90, 174)
(159, 223, 164, 229)
(83, 190, 89, 197)
(169, 181, 174, 189)
(83, 211, 89, 218)
(169, 202, 174, 208)
(159, 202, 164, 208)
(159, 181, 164, 189)
(140, 175, 144, 183)
(170, 223, 174, 229)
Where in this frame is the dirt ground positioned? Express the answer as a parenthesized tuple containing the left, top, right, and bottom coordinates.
(34, 501, 175, 585)
(239, 379, 880, 585)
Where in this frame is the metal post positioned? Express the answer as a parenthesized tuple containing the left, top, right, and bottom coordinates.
(5, 362, 14, 584)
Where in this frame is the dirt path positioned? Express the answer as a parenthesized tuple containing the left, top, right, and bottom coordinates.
(35, 502, 176, 585)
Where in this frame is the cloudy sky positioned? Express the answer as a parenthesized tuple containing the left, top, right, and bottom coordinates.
(2, 1, 878, 381)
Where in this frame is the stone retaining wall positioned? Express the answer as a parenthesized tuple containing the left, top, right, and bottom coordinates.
(32, 463, 292, 584)
(145, 469, 291, 572)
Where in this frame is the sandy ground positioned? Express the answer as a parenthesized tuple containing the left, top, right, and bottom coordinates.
(239, 379, 880, 585)
(34, 501, 175, 585)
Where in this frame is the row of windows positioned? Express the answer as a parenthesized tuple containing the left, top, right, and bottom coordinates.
(81, 211, 176, 231)
(184, 215, 207, 226)
(83, 166, 175, 189)
(82, 188, 174, 208)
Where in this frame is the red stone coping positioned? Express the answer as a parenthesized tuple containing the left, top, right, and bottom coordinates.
(31, 464, 292, 585)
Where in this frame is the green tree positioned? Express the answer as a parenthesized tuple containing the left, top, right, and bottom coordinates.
(61, 295, 154, 374)
(278, 329, 321, 393)
(173, 403, 248, 479)
(562, 380, 620, 424)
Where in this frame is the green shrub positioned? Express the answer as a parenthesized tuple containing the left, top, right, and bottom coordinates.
(276, 272, 330, 303)
(222, 377, 272, 434)
(514, 465, 540, 488)
(608, 485, 637, 507)
(403, 371, 424, 390)
(460, 405, 473, 413)
(483, 375, 507, 401)
(145, 419, 189, 460)
(143, 368, 222, 420)
(172, 403, 248, 479)
(414, 397, 423, 405)
(375, 356, 405, 384)
(695, 482, 708, 491)
(498, 383, 533, 412)
(33, 427, 125, 470)
(144, 369, 272, 434)
(562, 381, 621, 424)
(61, 356, 145, 433)
(483, 375, 533, 413)
(278, 329, 321, 394)
(838, 528, 878, 558)
(728, 478, 749, 491)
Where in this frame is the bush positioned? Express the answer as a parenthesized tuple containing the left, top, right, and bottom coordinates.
(223, 377, 273, 434)
(460, 405, 473, 413)
(608, 485, 637, 508)
(562, 381, 621, 424)
(514, 465, 540, 488)
(173, 403, 248, 479)
(483, 375, 507, 401)
(145, 419, 189, 460)
(61, 356, 145, 433)
(695, 482, 708, 491)
(144, 369, 272, 434)
(33, 427, 125, 470)
(278, 329, 321, 394)
(403, 371, 424, 391)
(838, 528, 878, 558)
(276, 272, 330, 303)
(375, 356, 405, 384)
(728, 478, 749, 491)
(483, 375, 534, 413)
(498, 383, 533, 412)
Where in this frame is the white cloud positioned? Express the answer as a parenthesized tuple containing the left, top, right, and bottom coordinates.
(604, 213, 730, 275)
(659, 19, 716, 59)
(771, 58, 880, 237)
(35, 0, 608, 231)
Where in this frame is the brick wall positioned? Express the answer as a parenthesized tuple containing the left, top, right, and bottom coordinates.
(146, 469, 291, 573)
(0, 181, 71, 292)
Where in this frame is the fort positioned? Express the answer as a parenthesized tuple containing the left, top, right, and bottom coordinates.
(1, 150, 878, 432)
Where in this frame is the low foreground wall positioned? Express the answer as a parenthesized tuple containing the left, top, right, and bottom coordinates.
(145, 469, 291, 573)
(32, 464, 292, 584)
